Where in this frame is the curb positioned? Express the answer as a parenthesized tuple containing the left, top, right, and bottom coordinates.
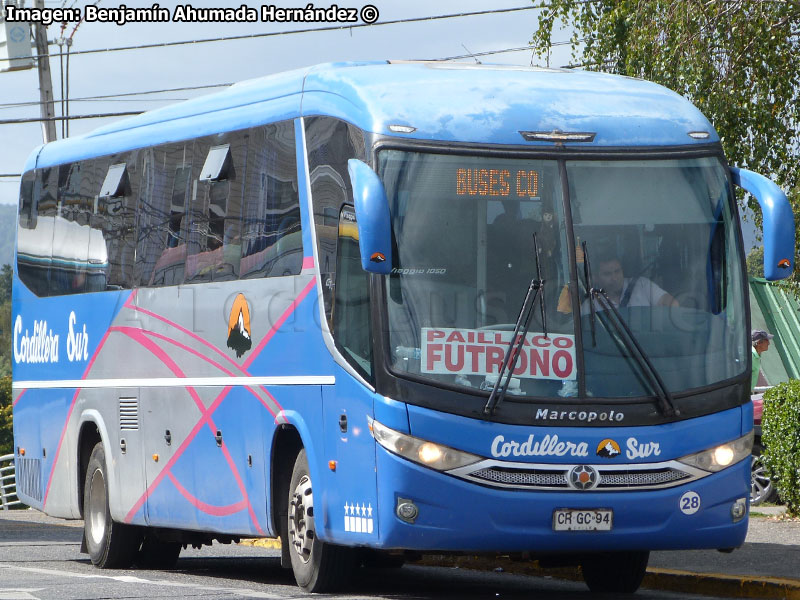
(242, 539, 800, 599)
(417, 555, 800, 600)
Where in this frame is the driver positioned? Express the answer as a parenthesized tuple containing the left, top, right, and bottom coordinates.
(584, 254, 677, 312)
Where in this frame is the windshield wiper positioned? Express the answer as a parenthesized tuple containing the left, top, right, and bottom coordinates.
(483, 233, 547, 416)
(582, 242, 679, 418)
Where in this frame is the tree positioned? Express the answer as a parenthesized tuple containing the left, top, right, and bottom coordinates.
(747, 247, 765, 279)
(531, 0, 800, 281)
(0, 377, 12, 456)
(0, 264, 10, 303)
(0, 264, 10, 378)
(0, 297, 9, 379)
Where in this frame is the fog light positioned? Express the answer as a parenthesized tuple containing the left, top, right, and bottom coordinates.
(396, 498, 418, 523)
(731, 497, 747, 522)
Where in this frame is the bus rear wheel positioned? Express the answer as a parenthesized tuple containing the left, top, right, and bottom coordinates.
(581, 550, 649, 594)
(83, 442, 142, 568)
(287, 449, 355, 592)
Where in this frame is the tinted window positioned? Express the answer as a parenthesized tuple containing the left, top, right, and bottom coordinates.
(240, 121, 302, 279)
(16, 120, 302, 296)
(304, 117, 365, 326)
(95, 152, 138, 290)
(333, 206, 372, 380)
(139, 143, 193, 287)
(187, 134, 245, 283)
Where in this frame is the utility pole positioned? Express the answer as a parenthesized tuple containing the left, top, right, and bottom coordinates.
(31, 0, 56, 142)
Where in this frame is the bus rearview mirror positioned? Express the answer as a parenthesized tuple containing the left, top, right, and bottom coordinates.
(730, 167, 795, 281)
(347, 159, 392, 275)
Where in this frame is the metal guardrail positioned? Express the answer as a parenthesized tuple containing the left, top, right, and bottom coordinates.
(0, 453, 22, 509)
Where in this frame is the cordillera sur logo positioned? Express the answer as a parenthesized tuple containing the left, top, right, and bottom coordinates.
(491, 434, 589, 458)
(14, 311, 89, 364)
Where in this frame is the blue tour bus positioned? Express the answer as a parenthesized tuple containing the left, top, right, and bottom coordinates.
(12, 61, 794, 593)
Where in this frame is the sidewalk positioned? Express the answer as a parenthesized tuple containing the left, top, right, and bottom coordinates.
(419, 506, 800, 599)
(646, 506, 800, 598)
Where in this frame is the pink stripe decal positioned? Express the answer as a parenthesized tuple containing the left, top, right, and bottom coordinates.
(166, 472, 247, 517)
(130, 305, 243, 372)
(243, 277, 317, 369)
(124, 385, 234, 524)
(302, 256, 314, 269)
(115, 329, 264, 535)
(43, 291, 138, 508)
(135, 328, 280, 417)
(12, 389, 26, 408)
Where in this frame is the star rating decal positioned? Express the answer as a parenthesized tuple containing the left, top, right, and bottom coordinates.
(344, 500, 374, 534)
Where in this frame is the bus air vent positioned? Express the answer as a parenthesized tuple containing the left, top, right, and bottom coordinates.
(119, 399, 139, 431)
(16, 457, 42, 502)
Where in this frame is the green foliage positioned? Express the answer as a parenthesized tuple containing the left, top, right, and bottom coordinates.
(762, 381, 800, 516)
(531, 0, 800, 283)
(0, 205, 15, 270)
(747, 247, 765, 278)
(0, 376, 11, 456)
(0, 294, 9, 379)
(0, 264, 10, 303)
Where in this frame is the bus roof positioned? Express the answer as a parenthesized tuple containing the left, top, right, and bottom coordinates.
(27, 60, 719, 171)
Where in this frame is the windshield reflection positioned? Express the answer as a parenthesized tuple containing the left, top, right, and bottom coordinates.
(378, 151, 746, 400)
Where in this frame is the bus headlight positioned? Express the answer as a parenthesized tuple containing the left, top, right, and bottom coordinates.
(677, 431, 753, 472)
(371, 420, 481, 471)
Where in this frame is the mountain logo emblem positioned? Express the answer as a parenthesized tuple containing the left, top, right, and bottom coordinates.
(370, 252, 386, 263)
(596, 439, 621, 458)
(227, 293, 252, 358)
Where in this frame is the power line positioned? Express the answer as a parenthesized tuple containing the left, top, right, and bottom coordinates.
(0, 82, 233, 110)
(14, 5, 545, 60)
(0, 174, 22, 178)
(0, 111, 143, 124)
(0, 97, 189, 110)
(429, 38, 584, 62)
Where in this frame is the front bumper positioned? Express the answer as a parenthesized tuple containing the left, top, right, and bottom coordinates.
(371, 445, 750, 552)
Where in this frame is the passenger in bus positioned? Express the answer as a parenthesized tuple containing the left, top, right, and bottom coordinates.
(582, 253, 678, 313)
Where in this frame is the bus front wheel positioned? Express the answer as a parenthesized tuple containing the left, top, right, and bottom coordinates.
(580, 550, 649, 594)
(287, 449, 355, 592)
(83, 442, 142, 568)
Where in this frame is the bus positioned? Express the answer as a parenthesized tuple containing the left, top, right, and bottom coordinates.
(12, 61, 794, 594)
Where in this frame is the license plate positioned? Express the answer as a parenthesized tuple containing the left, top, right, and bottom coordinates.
(553, 509, 613, 531)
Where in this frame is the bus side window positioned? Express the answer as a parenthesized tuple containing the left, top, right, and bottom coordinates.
(332, 206, 372, 380)
(305, 116, 366, 327)
(16, 170, 48, 296)
(186, 133, 245, 283)
(138, 143, 192, 287)
(240, 121, 302, 280)
(95, 153, 137, 291)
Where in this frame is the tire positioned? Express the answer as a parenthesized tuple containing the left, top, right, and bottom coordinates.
(581, 551, 649, 594)
(751, 443, 779, 506)
(135, 534, 182, 569)
(287, 449, 356, 592)
(83, 442, 142, 568)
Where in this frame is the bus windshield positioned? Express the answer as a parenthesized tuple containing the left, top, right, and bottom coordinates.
(379, 150, 747, 400)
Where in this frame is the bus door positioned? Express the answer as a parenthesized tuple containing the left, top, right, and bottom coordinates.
(321, 206, 379, 541)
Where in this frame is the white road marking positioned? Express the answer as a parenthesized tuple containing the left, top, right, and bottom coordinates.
(0, 590, 43, 600)
(0, 564, 284, 598)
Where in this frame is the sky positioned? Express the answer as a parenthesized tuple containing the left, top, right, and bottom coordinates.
(0, 0, 760, 249)
(0, 0, 577, 206)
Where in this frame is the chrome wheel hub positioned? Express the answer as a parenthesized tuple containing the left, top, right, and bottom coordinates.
(88, 469, 107, 546)
(289, 474, 315, 564)
(751, 455, 774, 505)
